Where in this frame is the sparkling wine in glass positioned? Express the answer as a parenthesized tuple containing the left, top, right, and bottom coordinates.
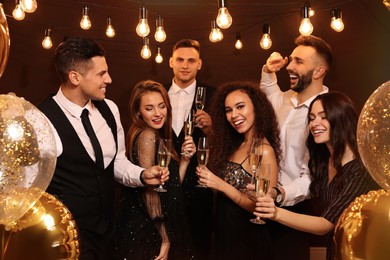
(196, 137, 209, 188)
(194, 86, 206, 127)
(181, 110, 194, 156)
(249, 138, 263, 185)
(250, 163, 270, 224)
(154, 139, 172, 192)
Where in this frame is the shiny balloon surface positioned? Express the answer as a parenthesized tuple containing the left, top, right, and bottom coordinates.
(357, 81, 390, 189)
(1, 192, 80, 259)
(0, 94, 57, 228)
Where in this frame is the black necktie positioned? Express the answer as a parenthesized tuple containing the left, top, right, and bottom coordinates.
(80, 108, 104, 168)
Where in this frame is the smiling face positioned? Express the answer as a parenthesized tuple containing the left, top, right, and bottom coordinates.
(309, 100, 331, 146)
(138, 91, 167, 130)
(285, 45, 318, 93)
(225, 90, 255, 137)
(76, 56, 112, 105)
(169, 47, 202, 88)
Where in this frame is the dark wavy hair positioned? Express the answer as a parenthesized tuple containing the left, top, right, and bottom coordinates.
(127, 80, 178, 163)
(210, 81, 281, 172)
(307, 92, 360, 197)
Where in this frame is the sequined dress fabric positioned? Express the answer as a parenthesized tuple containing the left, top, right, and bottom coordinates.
(114, 131, 194, 259)
(213, 161, 274, 260)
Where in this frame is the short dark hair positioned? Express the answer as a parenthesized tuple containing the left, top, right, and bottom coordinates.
(172, 39, 200, 54)
(295, 35, 333, 70)
(54, 36, 106, 83)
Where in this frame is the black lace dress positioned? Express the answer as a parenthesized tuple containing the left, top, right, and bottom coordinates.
(213, 160, 274, 260)
(114, 131, 194, 259)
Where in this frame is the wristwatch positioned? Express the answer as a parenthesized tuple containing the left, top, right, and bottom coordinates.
(273, 187, 283, 207)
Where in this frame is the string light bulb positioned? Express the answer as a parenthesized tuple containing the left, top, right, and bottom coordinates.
(20, 0, 37, 13)
(80, 5, 91, 30)
(260, 24, 272, 50)
(136, 5, 150, 37)
(209, 20, 223, 43)
(140, 37, 151, 59)
(216, 0, 233, 29)
(154, 16, 167, 42)
(330, 9, 345, 32)
(106, 18, 115, 38)
(42, 28, 53, 49)
(155, 47, 163, 63)
(235, 33, 243, 50)
(12, 0, 25, 21)
(384, 0, 390, 11)
(299, 4, 313, 36)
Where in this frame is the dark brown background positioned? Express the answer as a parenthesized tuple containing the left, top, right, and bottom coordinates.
(0, 0, 389, 129)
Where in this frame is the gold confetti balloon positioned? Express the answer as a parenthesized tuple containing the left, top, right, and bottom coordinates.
(0, 3, 10, 78)
(0, 94, 57, 229)
(1, 192, 80, 259)
(357, 81, 390, 189)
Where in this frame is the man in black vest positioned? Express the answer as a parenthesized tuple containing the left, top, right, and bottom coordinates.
(167, 39, 215, 259)
(39, 36, 168, 260)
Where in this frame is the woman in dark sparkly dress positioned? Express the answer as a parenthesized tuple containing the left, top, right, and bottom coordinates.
(197, 81, 281, 260)
(115, 80, 196, 260)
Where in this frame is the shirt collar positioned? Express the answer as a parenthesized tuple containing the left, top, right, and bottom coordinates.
(291, 85, 329, 108)
(169, 79, 197, 96)
(55, 87, 93, 118)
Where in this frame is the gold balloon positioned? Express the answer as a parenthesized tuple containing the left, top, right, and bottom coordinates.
(334, 190, 390, 260)
(0, 94, 57, 228)
(0, 192, 80, 259)
(0, 3, 10, 78)
(357, 81, 390, 189)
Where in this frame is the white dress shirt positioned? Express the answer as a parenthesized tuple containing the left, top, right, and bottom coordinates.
(168, 79, 197, 136)
(259, 67, 328, 206)
(52, 88, 144, 187)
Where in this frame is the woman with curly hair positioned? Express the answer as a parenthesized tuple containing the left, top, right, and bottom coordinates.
(115, 80, 196, 260)
(197, 81, 281, 260)
(254, 92, 380, 260)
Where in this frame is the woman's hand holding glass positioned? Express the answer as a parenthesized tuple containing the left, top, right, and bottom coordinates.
(253, 196, 277, 221)
(250, 163, 270, 224)
(196, 137, 209, 187)
(181, 135, 196, 161)
(154, 139, 172, 193)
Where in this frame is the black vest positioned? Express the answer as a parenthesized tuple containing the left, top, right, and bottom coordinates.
(38, 97, 118, 235)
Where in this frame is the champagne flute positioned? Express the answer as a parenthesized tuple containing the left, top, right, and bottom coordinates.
(154, 139, 172, 192)
(249, 138, 263, 185)
(250, 163, 270, 224)
(196, 137, 209, 188)
(194, 86, 206, 128)
(181, 109, 194, 156)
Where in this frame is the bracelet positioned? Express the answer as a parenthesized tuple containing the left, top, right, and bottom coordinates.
(140, 170, 147, 186)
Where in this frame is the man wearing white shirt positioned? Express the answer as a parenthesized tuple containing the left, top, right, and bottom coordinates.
(39, 36, 168, 260)
(167, 39, 214, 259)
(259, 35, 332, 260)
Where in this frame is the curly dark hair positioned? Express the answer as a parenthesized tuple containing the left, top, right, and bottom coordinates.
(307, 92, 360, 197)
(210, 81, 281, 172)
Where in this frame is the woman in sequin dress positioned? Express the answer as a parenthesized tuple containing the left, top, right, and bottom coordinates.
(254, 92, 380, 260)
(197, 81, 281, 260)
(115, 80, 196, 260)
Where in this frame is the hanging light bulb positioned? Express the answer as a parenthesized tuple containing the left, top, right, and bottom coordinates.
(209, 20, 223, 43)
(20, 0, 37, 13)
(105, 18, 116, 38)
(12, 0, 25, 21)
(42, 28, 53, 49)
(384, 0, 390, 11)
(216, 0, 233, 29)
(235, 32, 243, 50)
(136, 5, 150, 37)
(155, 47, 163, 63)
(80, 5, 91, 30)
(260, 24, 272, 50)
(154, 16, 167, 42)
(140, 37, 151, 59)
(299, 4, 313, 36)
(330, 9, 345, 32)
